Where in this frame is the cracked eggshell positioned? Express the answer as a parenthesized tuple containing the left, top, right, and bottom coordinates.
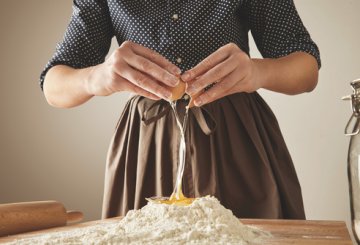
(169, 79, 186, 101)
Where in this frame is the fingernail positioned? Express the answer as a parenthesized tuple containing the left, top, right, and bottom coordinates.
(194, 97, 203, 107)
(182, 72, 190, 82)
(172, 67, 181, 75)
(167, 76, 179, 86)
(164, 90, 172, 99)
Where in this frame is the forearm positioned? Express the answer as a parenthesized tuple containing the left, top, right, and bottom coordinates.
(253, 52, 319, 95)
(43, 65, 95, 108)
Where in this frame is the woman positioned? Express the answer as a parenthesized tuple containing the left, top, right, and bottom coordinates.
(41, 0, 320, 219)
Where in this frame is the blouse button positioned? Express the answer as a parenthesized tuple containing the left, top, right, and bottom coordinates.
(172, 14, 179, 21)
(176, 57, 182, 64)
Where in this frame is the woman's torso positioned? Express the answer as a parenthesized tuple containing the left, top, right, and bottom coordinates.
(107, 0, 250, 72)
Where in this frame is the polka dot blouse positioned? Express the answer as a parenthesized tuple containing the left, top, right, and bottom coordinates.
(40, 0, 321, 89)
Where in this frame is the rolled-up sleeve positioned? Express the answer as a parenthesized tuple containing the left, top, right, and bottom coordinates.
(245, 0, 321, 68)
(39, 0, 114, 90)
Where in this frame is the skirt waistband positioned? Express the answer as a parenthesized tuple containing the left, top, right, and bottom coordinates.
(138, 96, 217, 135)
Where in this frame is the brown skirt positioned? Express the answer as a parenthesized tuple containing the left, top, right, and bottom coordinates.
(101, 92, 305, 219)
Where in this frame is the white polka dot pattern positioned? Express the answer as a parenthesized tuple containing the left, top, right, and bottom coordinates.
(40, 0, 320, 89)
(245, 0, 320, 64)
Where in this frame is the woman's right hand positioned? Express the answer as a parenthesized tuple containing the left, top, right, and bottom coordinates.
(87, 41, 181, 100)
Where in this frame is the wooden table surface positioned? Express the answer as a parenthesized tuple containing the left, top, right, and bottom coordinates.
(0, 217, 353, 244)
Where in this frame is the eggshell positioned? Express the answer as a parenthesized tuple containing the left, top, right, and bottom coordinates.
(169, 79, 186, 101)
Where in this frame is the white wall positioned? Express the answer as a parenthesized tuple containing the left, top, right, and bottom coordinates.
(253, 0, 360, 238)
(256, 0, 359, 225)
(0, 0, 359, 239)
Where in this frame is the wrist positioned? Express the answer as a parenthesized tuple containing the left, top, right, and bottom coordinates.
(251, 58, 271, 90)
(82, 65, 100, 97)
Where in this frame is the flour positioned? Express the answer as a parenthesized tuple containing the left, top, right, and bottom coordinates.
(7, 196, 271, 245)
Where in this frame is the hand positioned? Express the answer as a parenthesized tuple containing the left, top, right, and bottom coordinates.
(87, 41, 181, 100)
(181, 43, 262, 107)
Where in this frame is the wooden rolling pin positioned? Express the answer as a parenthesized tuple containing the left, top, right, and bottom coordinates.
(0, 200, 83, 237)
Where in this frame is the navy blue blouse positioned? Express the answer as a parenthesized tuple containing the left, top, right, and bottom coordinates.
(40, 0, 320, 89)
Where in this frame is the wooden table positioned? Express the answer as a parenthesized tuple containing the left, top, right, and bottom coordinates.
(0, 217, 353, 244)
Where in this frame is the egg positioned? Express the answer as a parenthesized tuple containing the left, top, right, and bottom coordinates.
(148, 185, 196, 206)
(146, 91, 197, 206)
(169, 78, 186, 101)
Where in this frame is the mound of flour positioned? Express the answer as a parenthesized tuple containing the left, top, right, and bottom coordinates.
(9, 196, 270, 244)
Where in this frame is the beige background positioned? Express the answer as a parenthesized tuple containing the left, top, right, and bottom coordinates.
(0, 0, 359, 238)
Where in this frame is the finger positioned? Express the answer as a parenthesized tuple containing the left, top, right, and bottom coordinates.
(187, 90, 202, 109)
(129, 42, 181, 76)
(185, 55, 237, 96)
(104, 70, 161, 100)
(126, 82, 161, 100)
(118, 64, 172, 100)
(124, 53, 180, 87)
(181, 45, 232, 82)
(193, 71, 239, 107)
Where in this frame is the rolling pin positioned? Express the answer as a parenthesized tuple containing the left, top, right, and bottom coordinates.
(0, 200, 83, 237)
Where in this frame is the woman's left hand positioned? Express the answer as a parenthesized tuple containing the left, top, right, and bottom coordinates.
(181, 43, 261, 107)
